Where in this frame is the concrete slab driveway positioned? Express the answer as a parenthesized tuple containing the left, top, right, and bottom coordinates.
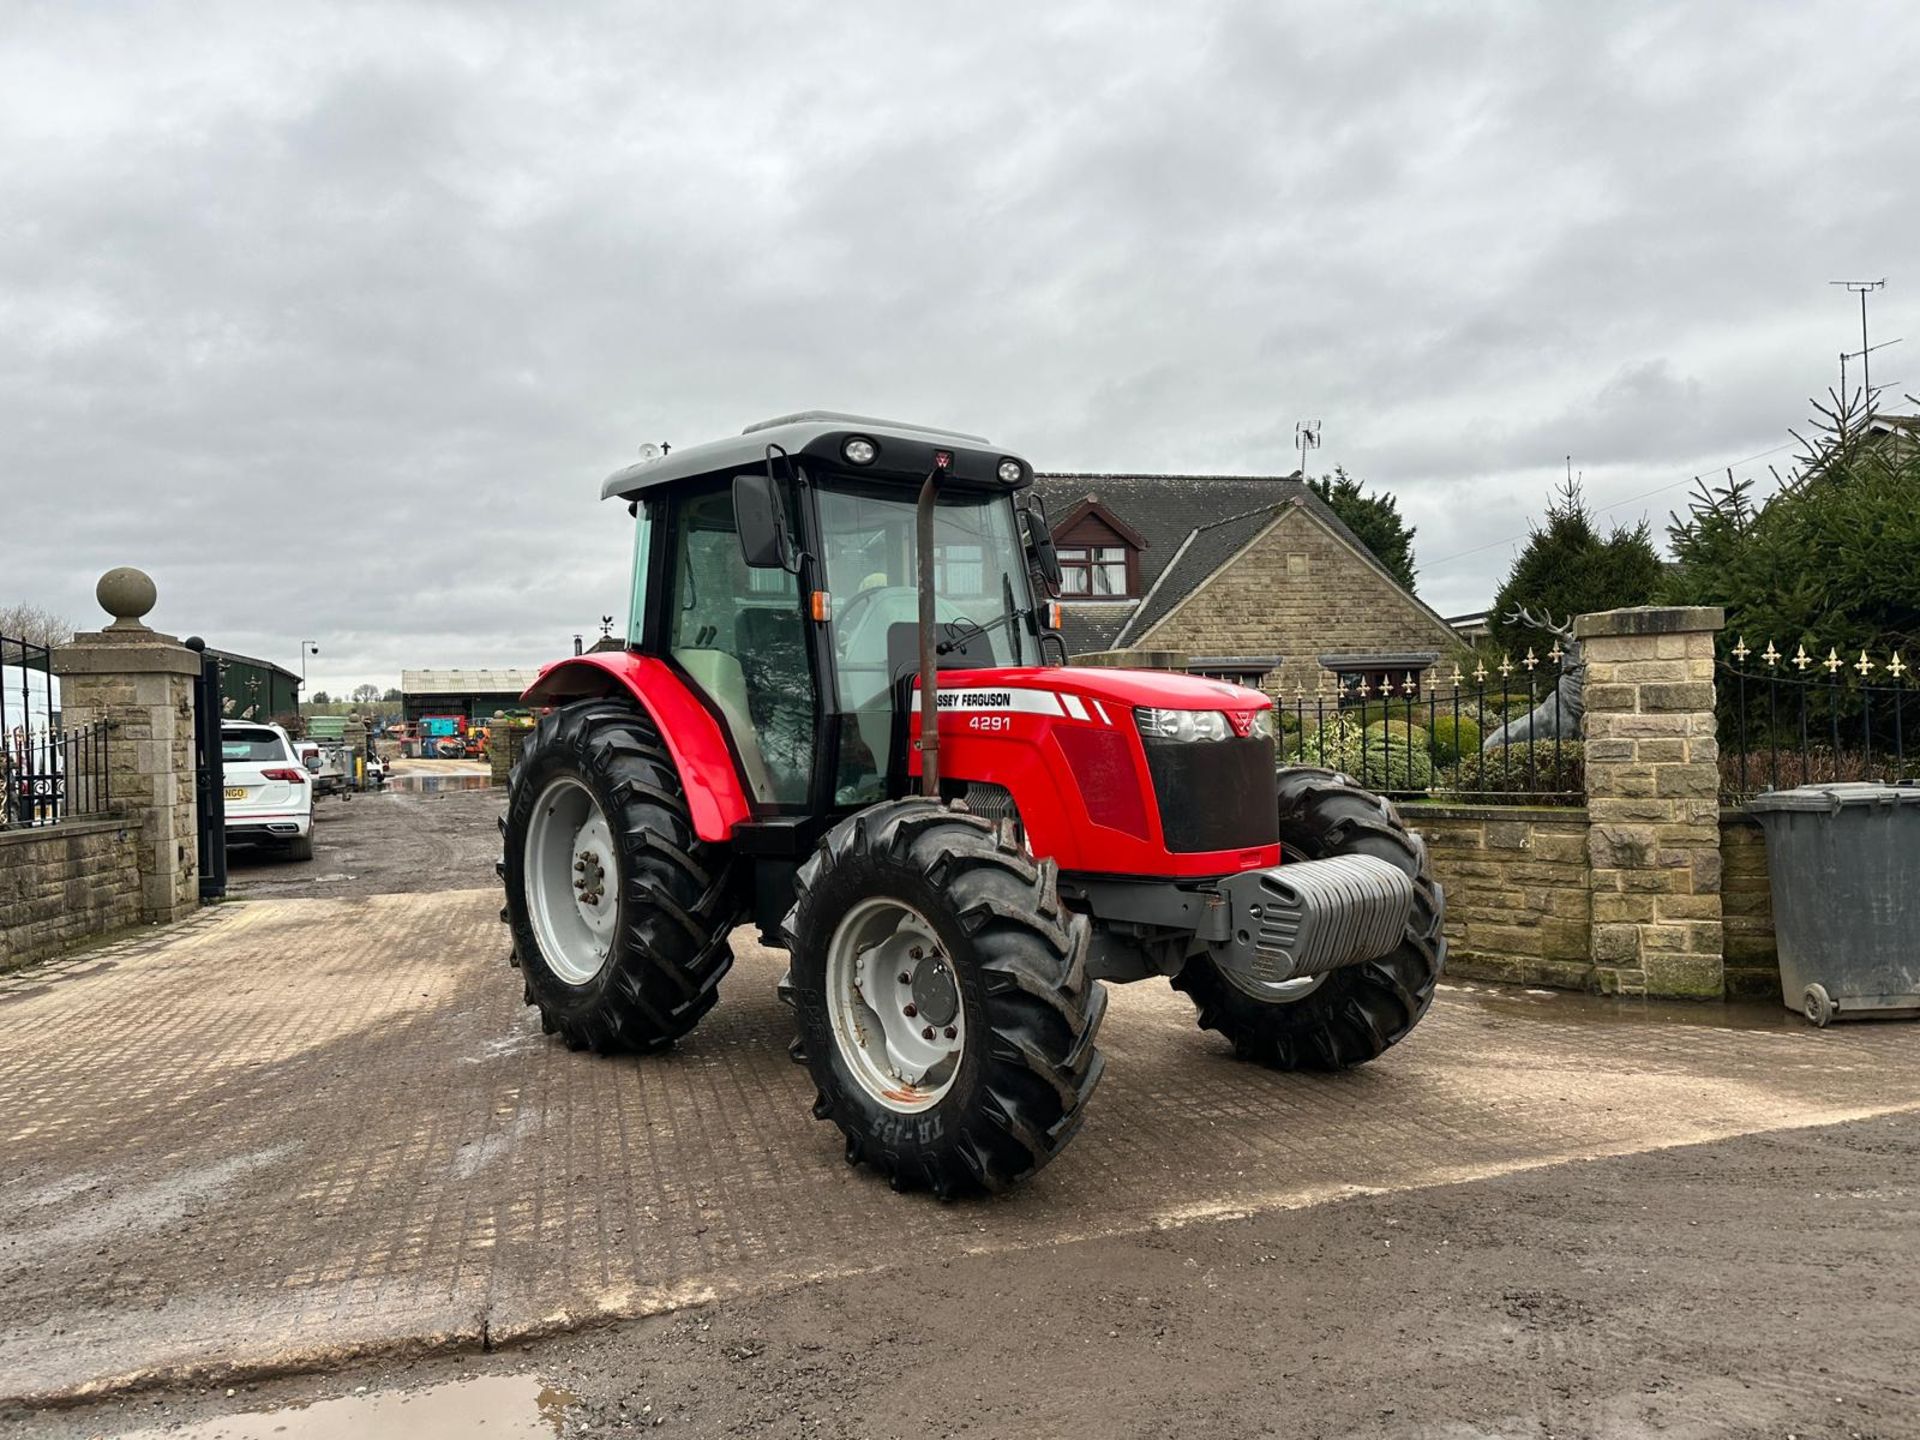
(6, 821, 1920, 1402)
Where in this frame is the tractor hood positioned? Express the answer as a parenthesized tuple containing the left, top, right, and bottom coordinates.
(929, 666, 1272, 714)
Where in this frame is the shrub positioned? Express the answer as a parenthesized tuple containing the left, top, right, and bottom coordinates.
(1426, 712, 1482, 766)
(1438, 740, 1584, 803)
(1337, 735, 1436, 793)
(1365, 719, 1429, 747)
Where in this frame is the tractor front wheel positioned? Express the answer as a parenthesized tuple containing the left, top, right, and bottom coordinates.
(501, 699, 738, 1052)
(782, 798, 1107, 1196)
(1172, 766, 1445, 1070)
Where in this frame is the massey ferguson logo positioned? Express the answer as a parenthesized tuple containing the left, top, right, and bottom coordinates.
(1227, 711, 1256, 737)
(937, 690, 1012, 710)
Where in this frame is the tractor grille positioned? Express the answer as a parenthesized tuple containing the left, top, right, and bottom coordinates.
(1142, 735, 1278, 853)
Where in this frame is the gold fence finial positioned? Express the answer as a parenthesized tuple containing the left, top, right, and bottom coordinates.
(1732, 636, 1750, 662)
(1523, 647, 1539, 671)
(1891, 651, 1909, 680)
(1793, 644, 1812, 671)
(1762, 640, 1780, 667)
(1823, 647, 1842, 675)
(1854, 650, 1876, 678)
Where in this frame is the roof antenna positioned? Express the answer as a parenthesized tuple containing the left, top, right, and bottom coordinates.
(1830, 279, 1893, 419)
(1294, 420, 1321, 480)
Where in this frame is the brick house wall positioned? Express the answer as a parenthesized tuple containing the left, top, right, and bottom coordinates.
(1127, 501, 1465, 693)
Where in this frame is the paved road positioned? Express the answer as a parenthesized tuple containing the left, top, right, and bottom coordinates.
(5, 828, 1920, 1411)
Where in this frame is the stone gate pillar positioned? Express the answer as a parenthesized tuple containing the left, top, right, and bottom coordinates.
(53, 568, 201, 925)
(1576, 605, 1726, 998)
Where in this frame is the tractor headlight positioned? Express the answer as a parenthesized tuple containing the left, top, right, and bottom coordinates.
(1134, 707, 1231, 743)
(843, 436, 878, 465)
(1247, 708, 1276, 741)
(997, 458, 1024, 484)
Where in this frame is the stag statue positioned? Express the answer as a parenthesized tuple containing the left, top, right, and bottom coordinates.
(1482, 606, 1585, 751)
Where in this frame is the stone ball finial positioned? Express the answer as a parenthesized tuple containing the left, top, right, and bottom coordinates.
(97, 566, 158, 632)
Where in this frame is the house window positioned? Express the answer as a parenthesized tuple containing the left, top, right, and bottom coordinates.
(1059, 545, 1129, 597)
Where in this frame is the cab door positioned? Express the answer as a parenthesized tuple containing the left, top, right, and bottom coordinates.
(664, 481, 816, 807)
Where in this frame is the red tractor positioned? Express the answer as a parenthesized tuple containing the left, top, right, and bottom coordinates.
(501, 413, 1444, 1196)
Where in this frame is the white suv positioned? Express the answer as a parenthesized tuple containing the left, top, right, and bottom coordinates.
(220, 720, 315, 861)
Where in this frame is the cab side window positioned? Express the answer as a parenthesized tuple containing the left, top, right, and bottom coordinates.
(667, 484, 813, 805)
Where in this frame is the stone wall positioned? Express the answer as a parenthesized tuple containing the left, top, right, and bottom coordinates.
(1720, 811, 1778, 999)
(1576, 607, 1726, 998)
(1130, 501, 1465, 694)
(1411, 804, 1593, 988)
(56, 627, 201, 925)
(489, 725, 530, 786)
(0, 818, 144, 972)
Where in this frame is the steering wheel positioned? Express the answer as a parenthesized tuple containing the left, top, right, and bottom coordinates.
(833, 585, 894, 648)
(835, 585, 978, 664)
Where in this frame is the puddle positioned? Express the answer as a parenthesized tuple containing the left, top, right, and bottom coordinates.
(386, 773, 497, 793)
(116, 1374, 575, 1439)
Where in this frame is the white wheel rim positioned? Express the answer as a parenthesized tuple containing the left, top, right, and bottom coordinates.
(825, 897, 966, 1113)
(1223, 971, 1327, 1004)
(525, 776, 618, 986)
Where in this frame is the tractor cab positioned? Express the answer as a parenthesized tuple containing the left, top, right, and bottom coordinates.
(603, 412, 1060, 818)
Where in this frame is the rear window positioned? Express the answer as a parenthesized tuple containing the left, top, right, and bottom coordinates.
(222, 730, 288, 762)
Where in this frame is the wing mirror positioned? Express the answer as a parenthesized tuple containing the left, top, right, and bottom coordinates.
(733, 472, 798, 571)
(1020, 497, 1063, 589)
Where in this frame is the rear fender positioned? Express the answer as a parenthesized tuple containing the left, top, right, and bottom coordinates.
(521, 653, 752, 842)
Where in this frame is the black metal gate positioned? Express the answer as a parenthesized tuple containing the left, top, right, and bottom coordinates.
(186, 636, 228, 901)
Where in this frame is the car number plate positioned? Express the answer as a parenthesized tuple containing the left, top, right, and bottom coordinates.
(225, 786, 247, 800)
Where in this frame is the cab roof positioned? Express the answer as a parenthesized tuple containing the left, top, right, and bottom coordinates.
(599, 411, 1032, 501)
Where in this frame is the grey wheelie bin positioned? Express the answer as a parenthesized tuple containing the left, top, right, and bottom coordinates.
(1747, 782, 1920, 1026)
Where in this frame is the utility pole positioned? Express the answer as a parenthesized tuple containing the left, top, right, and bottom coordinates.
(1294, 420, 1321, 480)
(1830, 279, 1887, 416)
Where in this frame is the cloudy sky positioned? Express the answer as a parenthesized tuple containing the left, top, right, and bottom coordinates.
(4, 1, 1916, 694)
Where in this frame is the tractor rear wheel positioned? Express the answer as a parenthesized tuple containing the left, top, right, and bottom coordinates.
(1172, 766, 1445, 1070)
(782, 798, 1107, 1196)
(500, 699, 739, 1052)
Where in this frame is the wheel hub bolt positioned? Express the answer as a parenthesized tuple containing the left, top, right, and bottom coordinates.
(922, 1026, 936, 1040)
(903, 1003, 917, 1018)
(944, 1026, 956, 1039)
(898, 972, 911, 985)
(909, 946, 923, 960)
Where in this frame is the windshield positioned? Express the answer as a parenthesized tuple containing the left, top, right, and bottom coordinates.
(816, 483, 1034, 804)
(816, 484, 1033, 710)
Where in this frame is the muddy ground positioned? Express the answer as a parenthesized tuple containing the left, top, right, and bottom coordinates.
(224, 775, 502, 900)
(20, 1111, 1918, 1439)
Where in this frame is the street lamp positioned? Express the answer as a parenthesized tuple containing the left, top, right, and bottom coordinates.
(300, 640, 320, 708)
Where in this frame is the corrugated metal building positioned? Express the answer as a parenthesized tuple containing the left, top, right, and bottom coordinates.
(400, 669, 541, 725)
(208, 648, 302, 722)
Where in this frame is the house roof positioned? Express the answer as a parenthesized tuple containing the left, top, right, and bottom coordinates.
(1035, 471, 1447, 656)
(1112, 505, 1278, 647)
(1052, 602, 1136, 654)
